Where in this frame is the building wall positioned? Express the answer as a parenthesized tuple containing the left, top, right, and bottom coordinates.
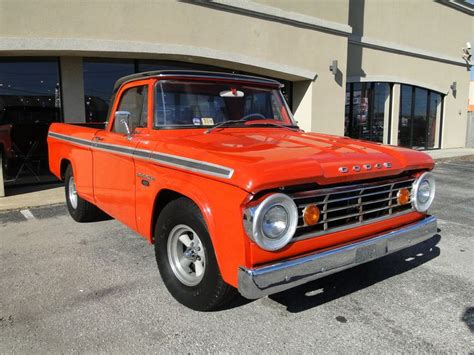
(352, 0, 471, 58)
(254, 0, 350, 25)
(0, 0, 351, 134)
(346, 0, 471, 148)
(0, 0, 471, 147)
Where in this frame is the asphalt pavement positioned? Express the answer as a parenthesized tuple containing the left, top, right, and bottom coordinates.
(1, 161, 473, 353)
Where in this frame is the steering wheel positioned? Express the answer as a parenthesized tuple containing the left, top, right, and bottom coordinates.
(241, 113, 266, 121)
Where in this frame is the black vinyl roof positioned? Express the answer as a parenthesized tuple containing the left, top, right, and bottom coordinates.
(112, 70, 283, 92)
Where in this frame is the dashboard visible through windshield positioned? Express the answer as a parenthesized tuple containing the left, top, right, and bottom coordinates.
(154, 80, 294, 129)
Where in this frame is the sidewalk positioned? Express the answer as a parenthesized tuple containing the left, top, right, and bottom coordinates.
(425, 147, 474, 161)
(0, 184, 64, 212)
(1, 147, 473, 212)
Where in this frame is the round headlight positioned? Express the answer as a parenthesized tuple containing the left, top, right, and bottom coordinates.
(262, 205, 289, 239)
(411, 172, 435, 212)
(243, 193, 298, 251)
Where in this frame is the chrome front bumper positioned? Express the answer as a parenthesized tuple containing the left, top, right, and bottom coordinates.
(238, 215, 437, 299)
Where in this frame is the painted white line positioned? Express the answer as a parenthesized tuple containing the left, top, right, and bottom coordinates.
(20, 209, 35, 221)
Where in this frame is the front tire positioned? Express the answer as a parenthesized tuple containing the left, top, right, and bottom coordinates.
(64, 165, 104, 222)
(154, 197, 236, 311)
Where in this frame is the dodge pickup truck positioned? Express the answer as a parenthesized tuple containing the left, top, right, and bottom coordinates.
(48, 71, 437, 311)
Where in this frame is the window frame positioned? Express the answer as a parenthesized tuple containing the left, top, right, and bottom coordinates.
(398, 84, 444, 150)
(107, 79, 153, 135)
(151, 79, 295, 131)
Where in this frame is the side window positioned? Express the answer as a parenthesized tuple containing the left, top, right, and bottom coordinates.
(113, 85, 148, 133)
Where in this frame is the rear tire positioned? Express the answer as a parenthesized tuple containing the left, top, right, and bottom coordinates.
(64, 165, 105, 222)
(154, 197, 237, 311)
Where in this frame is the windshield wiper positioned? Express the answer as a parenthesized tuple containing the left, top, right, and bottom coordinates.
(204, 118, 248, 134)
(204, 119, 299, 134)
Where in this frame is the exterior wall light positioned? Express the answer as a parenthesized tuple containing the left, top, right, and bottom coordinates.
(329, 60, 338, 76)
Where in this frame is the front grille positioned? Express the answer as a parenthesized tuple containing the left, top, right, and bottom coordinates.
(291, 177, 415, 240)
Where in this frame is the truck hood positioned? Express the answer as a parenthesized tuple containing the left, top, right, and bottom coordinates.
(151, 128, 434, 193)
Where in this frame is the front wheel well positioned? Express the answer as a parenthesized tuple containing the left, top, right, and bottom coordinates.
(151, 189, 193, 243)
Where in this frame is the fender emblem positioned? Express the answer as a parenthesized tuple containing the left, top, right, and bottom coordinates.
(363, 164, 372, 170)
(383, 162, 392, 168)
(353, 165, 361, 172)
(137, 172, 155, 181)
(375, 163, 382, 169)
(339, 167, 348, 173)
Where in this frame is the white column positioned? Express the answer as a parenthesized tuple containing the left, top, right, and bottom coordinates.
(390, 84, 401, 145)
(59, 57, 86, 123)
(382, 86, 391, 144)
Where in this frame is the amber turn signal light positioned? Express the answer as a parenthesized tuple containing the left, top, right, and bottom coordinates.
(303, 204, 320, 226)
(397, 188, 410, 205)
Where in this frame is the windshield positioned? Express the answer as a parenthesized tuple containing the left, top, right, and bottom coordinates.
(154, 80, 294, 128)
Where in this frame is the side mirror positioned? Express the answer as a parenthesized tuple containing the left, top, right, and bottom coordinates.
(115, 111, 132, 138)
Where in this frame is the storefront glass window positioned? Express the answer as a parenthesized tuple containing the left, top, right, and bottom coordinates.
(0, 58, 61, 184)
(345, 82, 390, 143)
(83, 59, 294, 122)
(83, 59, 135, 122)
(398, 85, 442, 149)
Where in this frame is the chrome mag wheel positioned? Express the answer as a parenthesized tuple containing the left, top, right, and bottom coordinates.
(167, 224, 206, 286)
(68, 176, 78, 210)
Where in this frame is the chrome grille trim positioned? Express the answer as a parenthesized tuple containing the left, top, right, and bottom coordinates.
(290, 176, 415, 242)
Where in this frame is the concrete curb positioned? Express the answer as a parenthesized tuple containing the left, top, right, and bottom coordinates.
(433, 154, 474, 163)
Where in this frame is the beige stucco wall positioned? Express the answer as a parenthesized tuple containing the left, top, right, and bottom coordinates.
(0, 0, 349, 134)
(254, 0, 350, 25)
(351, 0, 472, 58)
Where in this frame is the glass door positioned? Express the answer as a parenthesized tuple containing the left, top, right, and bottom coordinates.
(398, 85, 442, 150)
(345, 82, 390, 143)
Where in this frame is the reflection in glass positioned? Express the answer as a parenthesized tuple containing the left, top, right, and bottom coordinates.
(398, 85, 413, 147)
(398, 85, 442, 149)
(412, 87, 428, 148)
(345, 82, 389, 143)
(83, 59, 134, 122)
(0, 58, 61, 183)
(372, 83, 389, 143)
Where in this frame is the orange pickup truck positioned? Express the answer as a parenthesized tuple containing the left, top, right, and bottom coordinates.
(48, 71, 437, 311)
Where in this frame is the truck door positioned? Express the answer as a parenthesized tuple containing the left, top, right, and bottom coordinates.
(92, 81, 150, 230)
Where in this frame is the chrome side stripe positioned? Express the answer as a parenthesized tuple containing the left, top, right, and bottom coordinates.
(48, 132, 234, 179)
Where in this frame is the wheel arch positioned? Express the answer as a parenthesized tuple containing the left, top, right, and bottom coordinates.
(150, 188, 214, 244)
(60, 158, 72, 181)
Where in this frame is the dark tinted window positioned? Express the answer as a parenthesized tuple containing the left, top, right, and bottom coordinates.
(83, 59, 134, 123)
(398, 85, 442, 149)
(398, 84, 413, 147)
(154, 81, 291, 127)
(0, 58, 61, 183)
(345, 82, 389, 143)
(113, 86, 148, 133)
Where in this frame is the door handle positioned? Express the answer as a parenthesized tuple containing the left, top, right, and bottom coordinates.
(92, 136, 104, 142)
